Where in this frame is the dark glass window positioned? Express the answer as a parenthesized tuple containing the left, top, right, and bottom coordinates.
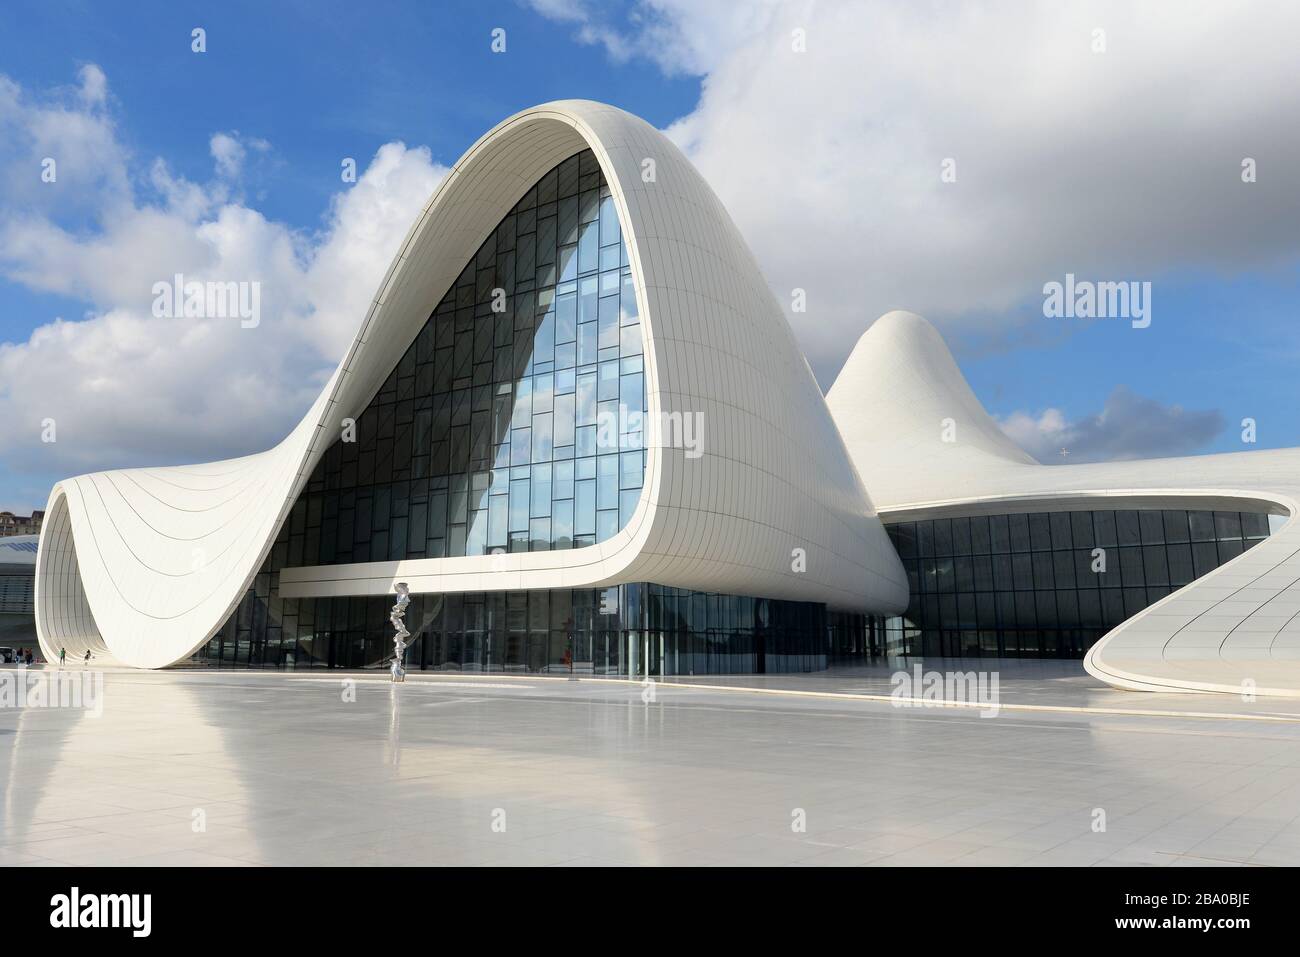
(1118, 547, 1145, 587)
(951, 517, 972, 556)
(989, 514, 1011, 552)
(1094, 510, 1117, 547)
(1214, 511, 1242, 541)
(1008, 514, 1031, 552)
(1218, 538, 1244, 562)
(1029, 513, 1053, 551)
(933, 519, 953, 557)
(1192, 541, 1220, 578)
(893, 523, 917, 558)
(1141, 545, 1170, 587)
(1189, 511, 1217, 542)
(1070, 511, 1094, 549)
(1167, 543, 1194, 586)
(1241, 512, 1271, 539)
(1116, 511, 1141, 546)
(1139, 510, 1165, 545)
(883, 507, 1274, 661)
(1049, 512, 1073, 550)
(1162, 510, 1190, 543)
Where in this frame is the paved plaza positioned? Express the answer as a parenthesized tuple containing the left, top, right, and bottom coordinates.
(3, 661, 1300, 866)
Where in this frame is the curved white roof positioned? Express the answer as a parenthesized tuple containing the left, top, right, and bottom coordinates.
(35, 101, 908, 669)
(827, 310, 1300, 697)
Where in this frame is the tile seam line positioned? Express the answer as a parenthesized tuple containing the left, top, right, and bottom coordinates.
(133, 670, 1300, 722)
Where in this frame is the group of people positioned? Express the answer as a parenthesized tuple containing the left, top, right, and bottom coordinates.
(3, 647, 95, 667)
(55, 647, 92, 667)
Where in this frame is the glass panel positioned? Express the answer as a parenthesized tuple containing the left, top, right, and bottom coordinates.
(883, 508, 1278, 663)
(265, 148, 646, 568)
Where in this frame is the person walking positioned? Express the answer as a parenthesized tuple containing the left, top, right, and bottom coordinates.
(58, 646, 66, 668)
(83, 649, 92, 666)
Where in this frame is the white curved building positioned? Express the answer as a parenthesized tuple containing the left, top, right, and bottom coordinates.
(35, 101, 906, 674)
(827, 311, 1300, 697)
(34, 102, 1300, 695)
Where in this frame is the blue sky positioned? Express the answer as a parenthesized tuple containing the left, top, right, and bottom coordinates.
(0, 0, 696, 346)
(1, 0, 1298, 513)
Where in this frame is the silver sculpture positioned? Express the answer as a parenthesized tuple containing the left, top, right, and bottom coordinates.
(389, 582, 411, 682)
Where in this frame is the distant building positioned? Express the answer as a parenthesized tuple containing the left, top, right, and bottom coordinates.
(0, 534, 37, 653)
(0, 510, 43, 537)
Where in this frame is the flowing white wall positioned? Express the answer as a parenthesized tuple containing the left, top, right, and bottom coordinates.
(35, 102, 908, 670)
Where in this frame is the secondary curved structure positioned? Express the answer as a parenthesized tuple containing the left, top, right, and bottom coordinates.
(827, 310, 1300, 697)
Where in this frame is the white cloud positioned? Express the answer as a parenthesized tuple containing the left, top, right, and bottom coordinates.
(998, 387, 1225, 464)
(208, 131, 271, 185)
(209, 132, 246, 180)
(534, 0, 1300, 382)
(0, 67, 448, 483)
(76, 64, 107, 107)
(527, 0, 786, 75)
(0, 65, 129, 218)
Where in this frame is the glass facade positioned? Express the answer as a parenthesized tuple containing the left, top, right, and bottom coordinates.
(294, 147, 645, 568)
(884, 508, 1274, 658)
(196, 581, 871, 675)
(192, 148, 870, 676)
